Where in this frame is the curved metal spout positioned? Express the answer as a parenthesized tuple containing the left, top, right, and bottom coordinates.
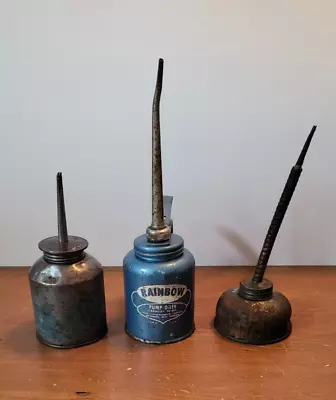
(146, 59, 171, 242)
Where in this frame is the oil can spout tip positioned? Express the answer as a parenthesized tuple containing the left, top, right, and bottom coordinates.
(56, 172, 68, 244)
(296, 125, 317, 167)
(155, 59, 164, 89)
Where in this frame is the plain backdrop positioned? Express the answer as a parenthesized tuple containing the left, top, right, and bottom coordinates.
(0, 0, 334, 266)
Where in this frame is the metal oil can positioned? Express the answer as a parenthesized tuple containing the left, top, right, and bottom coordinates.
(123, 59, 195, 344)
(29, 173, 107, 348)
(214, 125, 317, 345)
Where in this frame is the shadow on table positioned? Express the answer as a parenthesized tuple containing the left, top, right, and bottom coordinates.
(105, 296, 166, 351)
(106, 296, 125, 337)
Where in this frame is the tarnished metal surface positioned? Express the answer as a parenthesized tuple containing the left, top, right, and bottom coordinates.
(215, 126, 317, 345)
(30, 255, 107, 348)
(29, 173, 107, 348)
(123, 234, 195, 344)
(214, 287, 292, 345)
(146, 58, 171, 243)
(126, 326, 194, 344)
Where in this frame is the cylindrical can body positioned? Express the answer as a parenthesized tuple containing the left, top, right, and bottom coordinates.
(123, 234, 195, 344)
(29, 253, 107, 348)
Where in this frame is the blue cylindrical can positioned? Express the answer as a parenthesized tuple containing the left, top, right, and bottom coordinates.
(123, 233, 195, 344)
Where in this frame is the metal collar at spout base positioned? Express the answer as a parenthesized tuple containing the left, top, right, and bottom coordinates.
(38, 235, 88, 265)
(146, 196, 174, 242)
(238, 278, 273, 301)
(214, 279, 292, 345)
(146, 225, 171, 242)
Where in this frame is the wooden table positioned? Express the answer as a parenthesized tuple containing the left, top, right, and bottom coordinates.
(0, 267, 335, 400)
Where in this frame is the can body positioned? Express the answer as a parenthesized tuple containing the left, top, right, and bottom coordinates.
(214, 288, 292, 345)
(123, 234, 195, 344)
(29, 253, 107, 348)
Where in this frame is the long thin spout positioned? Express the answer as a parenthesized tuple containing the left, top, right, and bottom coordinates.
(252, 125, 317, 283)
(151, 58, 165, 230)
(146, 59, 171, 242)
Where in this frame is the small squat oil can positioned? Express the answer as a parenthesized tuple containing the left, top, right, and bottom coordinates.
(29, 173, 107, 348)
(123, 59, 195, 344)
(214, 125, 317, 345)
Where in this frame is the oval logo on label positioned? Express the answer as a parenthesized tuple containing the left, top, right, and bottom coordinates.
(136, 284, 187, 304)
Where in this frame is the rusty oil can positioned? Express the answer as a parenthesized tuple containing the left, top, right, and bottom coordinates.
(214, 126, 317, 345)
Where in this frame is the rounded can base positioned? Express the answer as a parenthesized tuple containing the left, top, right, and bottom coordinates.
(36, 327, 108, 349)
(214, 319, 292, 345)
(125, 325, 195, 345)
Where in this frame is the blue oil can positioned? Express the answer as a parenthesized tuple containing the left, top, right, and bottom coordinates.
(123, 59, 195, 344)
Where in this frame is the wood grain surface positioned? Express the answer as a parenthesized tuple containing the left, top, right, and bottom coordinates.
(0, 266, 335, 400)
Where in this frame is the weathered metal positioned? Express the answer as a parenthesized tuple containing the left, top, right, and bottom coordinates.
(146, 58, 171, 243)
(123, 59, 195, 344)
(215, 283, 292, 344)
(215, 126, 317, 345)
(29, 173, 107, 348)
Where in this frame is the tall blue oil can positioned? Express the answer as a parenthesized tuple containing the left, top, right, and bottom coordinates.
(123, 59, 195, 344)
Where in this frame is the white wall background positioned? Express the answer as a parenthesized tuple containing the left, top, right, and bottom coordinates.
(0, 0, 335, 266)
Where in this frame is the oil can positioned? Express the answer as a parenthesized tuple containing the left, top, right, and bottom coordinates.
(123, 59, 195, 344)
(214, 125, 317, 344)
(29, 173, 107, 348)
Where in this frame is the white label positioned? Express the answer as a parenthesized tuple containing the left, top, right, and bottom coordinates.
(131, 284, 191, 324)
